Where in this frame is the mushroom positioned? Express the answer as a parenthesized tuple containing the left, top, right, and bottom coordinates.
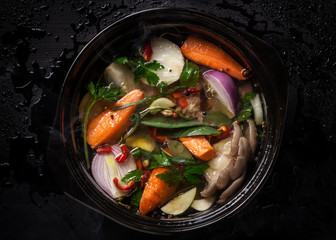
(230, 123, 243, 156)
(201, 180, 218, 197)
(230, 137, 252, 180)
(217, 170, 246, 204)
(244, 118, 257, 155)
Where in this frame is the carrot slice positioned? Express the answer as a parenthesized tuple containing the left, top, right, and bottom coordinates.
(179, 136, 215, 161)
(181, 35, 249, 80)
(139, 167, 178, 215)
(86, 89, 144, 149)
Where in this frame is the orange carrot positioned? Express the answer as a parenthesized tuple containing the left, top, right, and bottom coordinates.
(181, 35, 249, 80)
(179, 136, 215, 161)
(139, 167, 178, 215)
(86, 89, 144, 149)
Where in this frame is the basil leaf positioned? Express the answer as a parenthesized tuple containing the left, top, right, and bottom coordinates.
(141, 115, 211, 128)
(180, 60, 200, 87)
(203, 111, 233, 127)
(163, 126, 220, 138)
(130, 188, 143, 210)
(121, 169, 143, 183)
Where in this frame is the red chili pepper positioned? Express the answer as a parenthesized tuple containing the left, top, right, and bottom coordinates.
(143, 39, 153, 62)
(172, 92, 182, 99)
(186, 88, 201, 94)
(113, 177, 135, 190)
(96, 145, 112, 153)
(115, 145, 129, 163)
(178, 97, 188, 108)
(172, 112, 178, 118)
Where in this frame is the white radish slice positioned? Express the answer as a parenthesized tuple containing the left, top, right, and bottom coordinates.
(250, 93, 263, 125)
(191, 195, 216, 211)
(149, 38, 185, 85)
(161, 187, 197, 215)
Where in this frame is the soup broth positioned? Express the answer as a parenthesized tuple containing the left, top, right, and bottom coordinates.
(77, 31, 265, 218)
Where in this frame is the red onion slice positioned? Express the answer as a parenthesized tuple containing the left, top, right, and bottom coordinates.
(203, 70, 238, 118)
(91, 144, 137, 199)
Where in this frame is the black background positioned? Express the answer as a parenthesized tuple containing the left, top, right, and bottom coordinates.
(1, 0, 336, 239)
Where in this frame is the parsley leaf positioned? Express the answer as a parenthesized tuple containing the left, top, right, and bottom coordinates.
(121, 169, 143, 183)
(183, 164, 209, 184)
(156, 168, 182, 187)
(180, 60, 200, 87)
(82, 80, 123, 169)
(113, 56, 129, 64)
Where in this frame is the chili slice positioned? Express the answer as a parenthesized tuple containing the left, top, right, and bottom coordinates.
(113, 177, 135, 190)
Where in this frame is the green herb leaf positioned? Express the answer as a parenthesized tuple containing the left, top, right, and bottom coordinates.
(130, 188, 143, 210)
(146, 60, 164, 71)
(180, 60, 200, 87)
(157, 81, 168, 96)
(156, 169, 182, 187)
(171, 157, 198, 165)
(235, 93, 256, 122)
(163, 125, 220, 138)
(149, 152, 172, 169)
(113, 56, 129, 64)
(141, 114, 214, 128)
(121, 169, 143, 183)
(203, 111, 233, 127)
(183, 164, 209, 184)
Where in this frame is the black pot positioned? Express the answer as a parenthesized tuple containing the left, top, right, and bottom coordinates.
(48, 7, 288, 234)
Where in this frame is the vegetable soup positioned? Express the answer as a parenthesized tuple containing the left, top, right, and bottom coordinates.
(78, 34, 265, 218)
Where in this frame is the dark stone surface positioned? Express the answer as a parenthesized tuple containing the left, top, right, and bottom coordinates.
(0, 0, 335, 239)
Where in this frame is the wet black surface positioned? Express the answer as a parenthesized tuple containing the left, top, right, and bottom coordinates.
(0, 0, 336, 239)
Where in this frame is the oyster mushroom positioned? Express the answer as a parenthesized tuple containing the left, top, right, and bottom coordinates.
(217, 170, 246, 204)
(230, 123, 243, 156)
(244, 118, 257, 155)
(230, 137, 252, 180)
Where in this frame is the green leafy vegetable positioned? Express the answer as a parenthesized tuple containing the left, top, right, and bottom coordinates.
(156, 168, 182, 187)
(149, 152, 172, 169)
(162, 125, 220, 138)
(141, 114, 214, 128)
(183, 164, 209, 184)
(180, 60, 200, 87)
(235, 93, 256, 122)
(157, 163, 209, 186)
(203, 111, 233, 127)
(82, 80, 123, 169)
(121, 169, 143, 183)
(130, 188, 143, 211)
(115, 56, 164, 86)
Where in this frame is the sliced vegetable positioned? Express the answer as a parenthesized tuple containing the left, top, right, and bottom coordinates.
(179, 136, 215, 161)
(249, 93, 263, 125)
(203, 70, 238, 119)
(149, 38, 185, 85)
(191, 195, 216, 211)
(91, 146, 137, 199)
(161, 187, 197, 216)
(166, 139, 193, 159)
(148, 97, 175, 114)
(125, 128, 156, 152)
(181, 35, 249, 80)
(139, 167, 179, 214)
(86, 89, 144, 149)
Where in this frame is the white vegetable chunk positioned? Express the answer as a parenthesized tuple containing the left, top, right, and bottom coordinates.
(191, 195, 216, 211)
(149, 38, 185, 85)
